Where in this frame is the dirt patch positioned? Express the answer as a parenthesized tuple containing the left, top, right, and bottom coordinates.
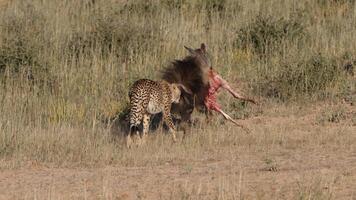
(0, 151, 355, 199)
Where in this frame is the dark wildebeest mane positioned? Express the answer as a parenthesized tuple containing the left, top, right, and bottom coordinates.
(161, 44, 211, 123)
(162, 56, 206, 95)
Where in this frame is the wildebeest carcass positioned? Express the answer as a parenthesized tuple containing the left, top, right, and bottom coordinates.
(161, 43, 257, 132)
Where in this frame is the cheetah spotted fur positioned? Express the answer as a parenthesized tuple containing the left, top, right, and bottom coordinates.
(127, 79, 185, 148)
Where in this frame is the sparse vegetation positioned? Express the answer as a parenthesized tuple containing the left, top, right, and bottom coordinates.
(317, 106, 347, 124)
(0, 0, 355, 199)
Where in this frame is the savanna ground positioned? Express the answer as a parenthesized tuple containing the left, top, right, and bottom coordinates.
(0, 0, 355, 199)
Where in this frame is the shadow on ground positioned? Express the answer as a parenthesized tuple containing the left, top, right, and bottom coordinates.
(109, 110, 166, 139)
(108, 106, 196, 141)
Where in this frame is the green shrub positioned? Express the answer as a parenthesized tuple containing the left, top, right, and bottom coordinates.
(0, 2, 56, 91)
(199, 0, 226, 11)
(65, 8, 157, 60)
(317, 0, 355, 6)
(255, 54, 343, 100)
(0, 3, 45, 73)
(235, 13, 306, 57)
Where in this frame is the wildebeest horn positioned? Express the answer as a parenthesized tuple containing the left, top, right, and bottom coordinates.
(178, 84, 192, 94)
(200, 43, 206, 52)
(184, 46, 195, 55)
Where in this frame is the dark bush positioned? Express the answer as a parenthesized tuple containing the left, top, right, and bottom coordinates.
(121, 1, 159, 15)
(201, 0, 226, 11)
(235, 13, 306, 57)
(66, 11, 157, 60)
(0, 3, 49, 82)
(317, 0, 355, 6)
(0, 3, 45, 74)
(255, 54, 343, 100)
(163, 0, 187, 9)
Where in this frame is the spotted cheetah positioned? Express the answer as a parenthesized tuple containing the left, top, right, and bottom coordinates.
(127, 79, 190, 148)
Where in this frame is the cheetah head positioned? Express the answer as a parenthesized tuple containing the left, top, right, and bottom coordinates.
(170, 84, 192, 104)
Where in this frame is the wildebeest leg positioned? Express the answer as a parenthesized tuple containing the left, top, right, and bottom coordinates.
(215, 108, 250, 133)
(205, 108, 213, 124)
(179, 117, 194, 140)
(218, 76, 257, 104)
(180, 106, 194, 136)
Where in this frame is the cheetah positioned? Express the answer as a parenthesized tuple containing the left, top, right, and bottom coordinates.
(127, 79, 190, 148)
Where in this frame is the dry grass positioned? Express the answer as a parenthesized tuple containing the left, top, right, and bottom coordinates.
(0, 102, 355, 199)
(0, 0, 355, 199)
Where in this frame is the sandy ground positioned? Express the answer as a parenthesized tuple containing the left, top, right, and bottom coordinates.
(1, 150, 355, 200)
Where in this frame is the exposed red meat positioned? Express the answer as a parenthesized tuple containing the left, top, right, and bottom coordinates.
(204, 69, 222, 111)
(203, 68, 256, 132)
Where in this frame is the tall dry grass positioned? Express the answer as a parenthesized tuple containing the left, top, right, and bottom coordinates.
(0, 0, 355, 167)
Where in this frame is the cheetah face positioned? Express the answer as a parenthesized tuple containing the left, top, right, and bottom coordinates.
(170, 84, 182, 104)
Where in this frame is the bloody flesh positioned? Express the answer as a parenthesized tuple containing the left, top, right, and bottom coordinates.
(204, 69, 222, 112)
(201, 68, 251, 132)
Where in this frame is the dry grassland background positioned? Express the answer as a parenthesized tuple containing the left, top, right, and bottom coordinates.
(0, 0, 355, 199)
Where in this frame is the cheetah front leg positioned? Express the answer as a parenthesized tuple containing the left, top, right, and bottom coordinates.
(163, 113, 177, 143)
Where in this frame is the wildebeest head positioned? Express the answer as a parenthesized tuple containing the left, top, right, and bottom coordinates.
(161, 43, 212, 123)
(184, 43, 212, 72)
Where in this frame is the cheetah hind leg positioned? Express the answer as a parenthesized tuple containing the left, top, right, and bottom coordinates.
(134, 128, 142, 147)
(141, 113, 151, 145)
(163, 113, 177, 143)
(127, 125, 142, 148)
(126, 134, 132, 148)
(126, 126, 136, 148)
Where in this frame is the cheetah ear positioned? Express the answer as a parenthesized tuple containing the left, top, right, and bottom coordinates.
(178, 84, 192, 95)
(184, 46, 195, 55)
